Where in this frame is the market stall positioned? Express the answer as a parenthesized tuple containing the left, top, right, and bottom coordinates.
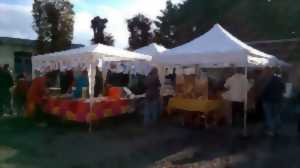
(31, 44, 152, 126)
(154, 24, 288, 132)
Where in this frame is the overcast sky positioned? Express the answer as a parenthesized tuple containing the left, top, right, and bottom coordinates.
(0, 0, 184, 48)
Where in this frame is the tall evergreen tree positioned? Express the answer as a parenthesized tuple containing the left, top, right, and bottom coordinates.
(91, 16, 114, 46)
(155, 0, 300, 48)
(154, 1, 180, 48)
(32, 0, 74, 54)
(127, 14, 153, 50)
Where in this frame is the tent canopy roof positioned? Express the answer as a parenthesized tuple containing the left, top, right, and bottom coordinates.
(155, 24, 282, 67)
(32, 43, 152, 72)
(135, 43, 167, 56)
(33, 43, 152, 62)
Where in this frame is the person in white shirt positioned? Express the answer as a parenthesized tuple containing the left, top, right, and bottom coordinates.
(223, 68, 250, 127)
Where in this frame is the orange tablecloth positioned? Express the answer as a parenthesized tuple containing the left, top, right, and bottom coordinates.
(167, 97, 223, 114)
(43, 97, 130, 123)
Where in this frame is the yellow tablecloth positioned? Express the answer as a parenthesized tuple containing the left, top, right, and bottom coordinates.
(167, 97, 223, 114)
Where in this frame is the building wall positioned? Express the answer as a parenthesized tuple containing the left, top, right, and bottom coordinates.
(0, 44, 34, 72)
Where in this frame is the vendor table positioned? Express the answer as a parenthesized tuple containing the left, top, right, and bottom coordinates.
(167, 97, 224, 127)
(167, 97, 223, 113)
(43, 97, 131, 123)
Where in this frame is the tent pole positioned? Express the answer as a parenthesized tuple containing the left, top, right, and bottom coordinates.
(101, 59, 105, 95)
(88, 63, 93, 133)
(88, 58, 96, 133)
(129, 62, 131, 89)
(243, 58, 248, 137)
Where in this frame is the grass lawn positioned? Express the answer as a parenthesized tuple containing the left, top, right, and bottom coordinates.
(0, 113, 300, 168)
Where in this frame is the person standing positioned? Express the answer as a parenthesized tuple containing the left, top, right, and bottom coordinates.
(261, 68, 285, 136)
(166, 68, 176, 87)
(94, 66, 103, 97)
(26, 75, 48, 118)
(73, 70, 89, 98)
(0, 64, 14, 115)
(14, 74, 30, 115)
(143, 67, 161, 126)
(223, 68, 250, 127)
(161, 78, 175, 112)
(60, 70, 74, 94)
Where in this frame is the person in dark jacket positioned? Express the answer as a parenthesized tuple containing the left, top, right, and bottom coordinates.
(60, 70, 74, 94)
(143, 67, 161, 126)
(94, 66, 103, 97)
(0, 64, 13, 115)
(261, 68, 285, 136)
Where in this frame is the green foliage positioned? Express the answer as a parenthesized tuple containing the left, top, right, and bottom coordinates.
(103, 33, 115, 46)
(154, 1, 180, 48)
(91, 16, 115, 46)
(127, 14, 153, 50)
(155, 0, 300, 49)
(32, 0, 74, 54)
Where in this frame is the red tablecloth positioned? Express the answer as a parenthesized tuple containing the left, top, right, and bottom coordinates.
(43, 98, 130, 123)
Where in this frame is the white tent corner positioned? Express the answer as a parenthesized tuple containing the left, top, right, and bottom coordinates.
(135, 43, 167, 56)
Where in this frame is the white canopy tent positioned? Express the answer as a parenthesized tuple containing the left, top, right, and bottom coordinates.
(155, 24, 288, 136)
(154, 24, 285, 68)
(32, 43, 152, 102)
(135, 43, 167, 56)
(32, 44, 152, 131)
(33, 44, 152, 72)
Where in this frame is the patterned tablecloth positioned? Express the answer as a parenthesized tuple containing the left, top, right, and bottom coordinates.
(43, 97, 130, 123)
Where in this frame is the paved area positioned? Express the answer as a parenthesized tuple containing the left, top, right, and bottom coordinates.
(0, 115, 299, 168)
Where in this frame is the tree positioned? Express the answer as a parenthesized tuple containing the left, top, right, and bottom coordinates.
(103, 33, 114, 46)
(154, 1, 180, 48)
(127, 14, 153, 50)
(155, 0, 241, 48)
(155, 0, 300, 48)
(32, 0, 74, 54)
(91, 16, 114, 46)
